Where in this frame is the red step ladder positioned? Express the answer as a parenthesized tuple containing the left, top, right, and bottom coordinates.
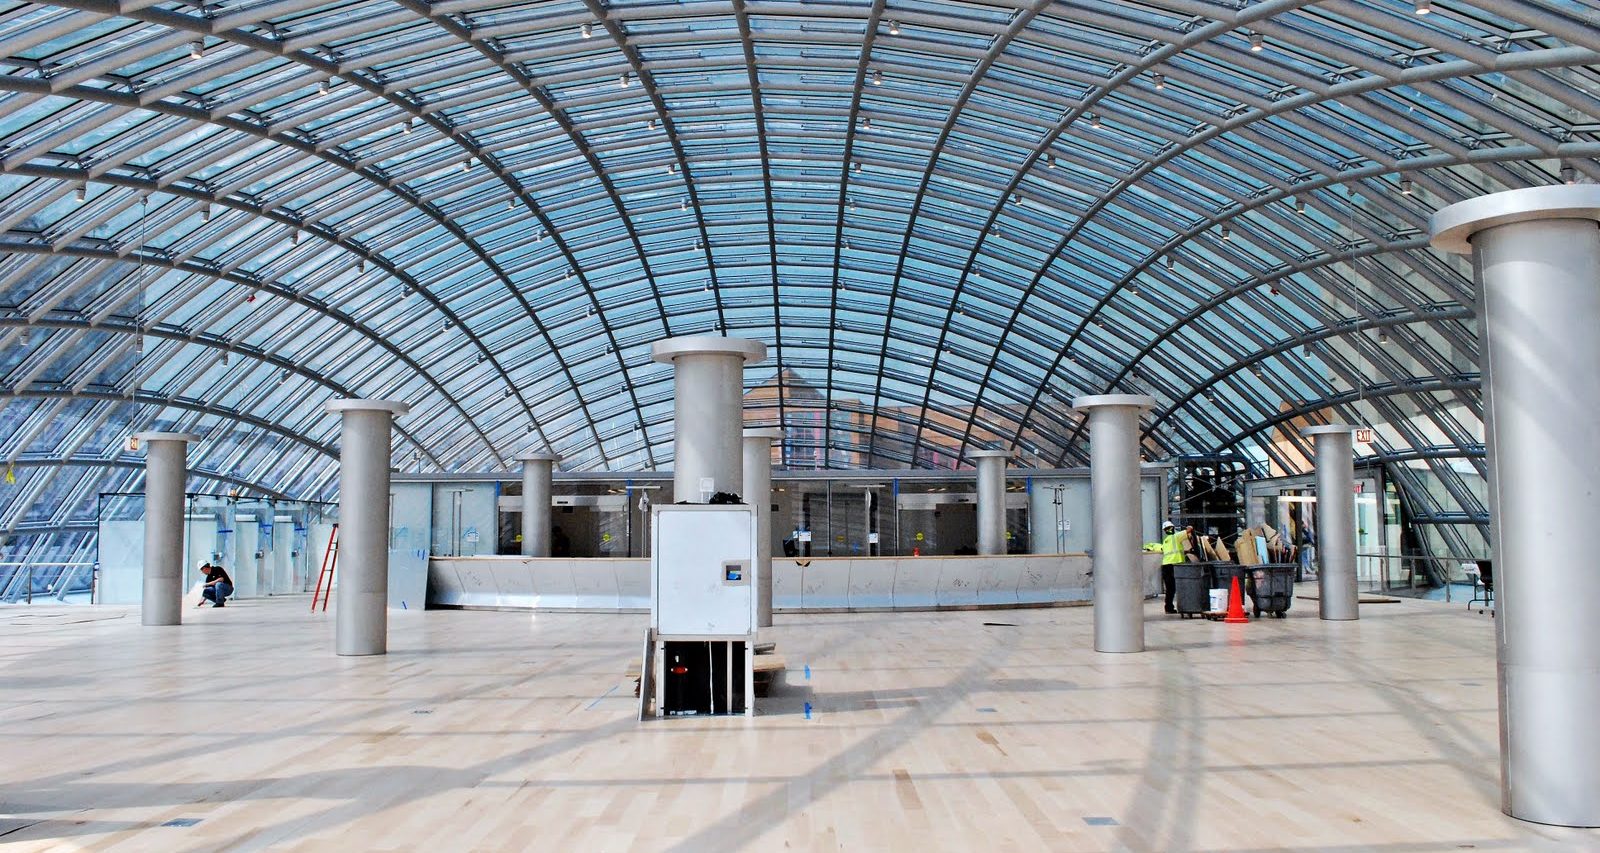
(310, 524, 339, 612)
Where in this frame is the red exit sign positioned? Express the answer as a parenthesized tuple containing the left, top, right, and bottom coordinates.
(1354, 427, 1374, 444)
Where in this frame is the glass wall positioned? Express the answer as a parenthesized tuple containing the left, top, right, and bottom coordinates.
(95, 491, 335, 603)
(1246, 470, 1406, 593)
(401, 468, 1168, 560)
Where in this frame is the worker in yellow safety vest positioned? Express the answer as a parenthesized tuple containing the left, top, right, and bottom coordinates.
(1159, 521, 1187, 614)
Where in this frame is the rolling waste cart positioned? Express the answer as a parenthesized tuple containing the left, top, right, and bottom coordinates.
(1250, 564, 1296, 618)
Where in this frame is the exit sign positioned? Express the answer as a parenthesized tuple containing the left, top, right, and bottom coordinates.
(1354, 427, 1374, 444)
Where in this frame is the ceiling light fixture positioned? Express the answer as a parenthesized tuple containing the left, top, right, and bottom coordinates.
(190, 41, 204, 60)
(581, 23, 593, 38)
(1165, 255, 1176, 270)
(862, 117, 872, 131)
(202, 204, 211, 222)
(1400, 178, 1413, 195)
(403, 118, 414, 134)
(75, 184, 87, 203)
(1560, 162, 1577, 184)
(852, 161, 863, 174)
(1296, 197, 1306, 214)
(1047, 154, 1056, 169)
(888, 20, 901, 35)
(319, 79, 331, 96)
(871, 69, 883, 86)
(1414, 1, 1431, 14)
(1220, 224, 1232, 240)
(619, 72, 631, 88)
(1152, 73, 1165, 90)
(1249, 32, 1264, 51)
(1088, 113, 1101, 128)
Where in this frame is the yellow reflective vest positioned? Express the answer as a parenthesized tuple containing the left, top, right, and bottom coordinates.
(1161, 531, 1187, 565)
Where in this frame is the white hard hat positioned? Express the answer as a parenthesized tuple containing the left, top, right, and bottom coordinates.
(1162, 521, 1175, 530)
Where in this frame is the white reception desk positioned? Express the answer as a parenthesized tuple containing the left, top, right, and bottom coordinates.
(427, 552, 1162, 613)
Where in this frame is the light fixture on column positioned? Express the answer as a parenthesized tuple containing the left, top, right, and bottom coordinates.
(668, 162, 678, 173)
(679, 197, 688, 211)
(189, 41, 204, 60)
(581, 22, 592, 38)
(1152, 73, 1165, 90)
(1220, 224, 1232, 240)
(1400, 178, 1414, 195)
(1165, 254, 1176, 270)
(1249, 32, 1264, 51)
(75, 184, 87, 203)
(1296, 196, 1307, 214)
(402, 118, 414, 134)
(507, 198, 516, 210)
(291, 228, 300, 246)
(202, 204, 211, 222)
(221, 351, 230, 366)
(888, 20, 901, 35)
(1560, 162, 1577, 184)
(1046, 154, 1056, 169)
(620, 72, 631, 88)
(1414, 0, 1431, 13)
(852, 161, 863, 174)
(461, 158, 472, 172)
(861, 117, 872, 131)
(1088, 113, 1101, 128)
(357, 258, 366, 272)
(1378, 329, 1389, 343)
(871, 69, 883, 86)
(319, 78, 332, 96)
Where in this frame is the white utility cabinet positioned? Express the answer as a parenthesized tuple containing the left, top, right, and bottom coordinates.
(645, 504, 758, 718)
(651, 504, 758, 636)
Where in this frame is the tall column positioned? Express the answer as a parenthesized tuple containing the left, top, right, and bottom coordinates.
(325, 399, 410, 657)
(1431, 184, 1600, 827)
(971, 450, 1009, 556)
(650, 336, 767, 502)
(743, 428, 784, 627)
(1302, 425, 1358, 621)
(1072, 394, 1157, 653)
(517, 451, 558, 557)
(134, 432, 199, 626)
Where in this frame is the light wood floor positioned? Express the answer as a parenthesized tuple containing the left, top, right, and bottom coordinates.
(2, 591, 1595, 852)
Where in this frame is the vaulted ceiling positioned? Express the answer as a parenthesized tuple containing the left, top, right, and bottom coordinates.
(3, 0, 1597, 563)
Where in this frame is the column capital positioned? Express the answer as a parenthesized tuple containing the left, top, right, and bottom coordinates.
(1430, 184, 1600, 255)
(650, 335, 767, 365)
(1300, 424, 1355, 438)
(742, 427, 785, 441)
(132, 431, 201, 444)
(326, 399, 411, 417)
(1072, 393, 1158, 411)
(968, 449, 1009, 460)
(515, 450, 559, 463)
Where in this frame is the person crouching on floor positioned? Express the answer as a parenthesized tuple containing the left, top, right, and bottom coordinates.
(197, 561, 234, 608)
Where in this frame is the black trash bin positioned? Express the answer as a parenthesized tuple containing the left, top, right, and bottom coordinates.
(1173, 563, 1211, 618)
(1249, 564, 1296, 618)
(1215, 563, 1249, 612)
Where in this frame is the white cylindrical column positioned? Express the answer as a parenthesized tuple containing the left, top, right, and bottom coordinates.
(650, 336, 767, 502)
(1302, 425, 1358, 621)
(134, 432, 199, 626)
(971, 450, 1009, 556)
(1432, 184, 1600, 827)
(743, 428, 784, 628)
(325, 399, 410, 657)
(517, 451, 558, 557)
(1073, 394, 1157, 653)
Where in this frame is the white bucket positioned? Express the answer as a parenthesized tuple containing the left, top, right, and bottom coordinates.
(1209, 589, 1229, 613)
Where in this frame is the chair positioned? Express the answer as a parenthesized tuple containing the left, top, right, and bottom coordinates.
(1468, 559, 1494, 615)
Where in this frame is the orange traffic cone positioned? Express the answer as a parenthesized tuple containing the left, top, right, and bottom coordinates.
(1223, 575, 1250, 624)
